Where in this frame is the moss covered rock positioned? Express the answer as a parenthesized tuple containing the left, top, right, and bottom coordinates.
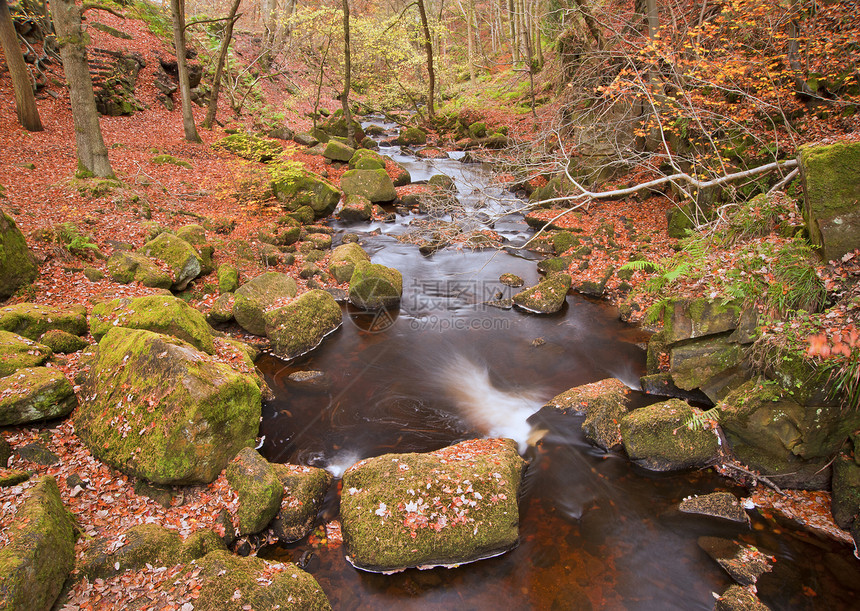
(0, 476, 76, 610)
(341, 168, 397, 203)
(218, 264, 239, 294)
(348, 261, 403, 310)
(329, 242, 370, 283)
(669, 335, 742, 391)
(340, 438, 524, 573)
(0, 303, 87, 340)
(270, 163, 341, 218)
(226, 447, 284, 535)
(830, 453, 860, 528)
(339, 194, 373, 222)
(194, 550, 331, 611)
(323, 140, 355, 162)
(233, 272, 299, 336)
(270, 463, 332, 543)
(662, 298, 742, 343)
(139, 232, 203, 291)
(0, 209, 38, 299)
(75, 327, 261, 484)
(799, 140, 860, 261)
(396, 126, 427, 146)
(545, 378, 630, 451)
(90, 294, 215, 354)
(389, 160, 412, 187)
(0, 331, 51, 377)
(39, 329, 88, 354)
(619, 399, 720, 471)
(106, 250, 173, 289)
(348, 148, 385, 170)
(264, 289, 342, 360)
(512, 272, 571, 314)
(207, 293, 235, 324)
(0, 367, 76, 426)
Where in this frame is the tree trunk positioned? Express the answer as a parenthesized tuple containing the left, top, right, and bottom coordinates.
(572, 0, 603, 51)
(0, 0, 42, 131)
(170, 0, 201, 143)
(507, 0, 518, 62)
(464, 0, 475, 82)
(202, 0, 241, 129)
(51, 0, 114, 177)
(341, 0, 354, 147)
(416, 0, 435, 120)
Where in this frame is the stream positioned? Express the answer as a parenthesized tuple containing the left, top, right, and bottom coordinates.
(255, 121, 860, 610)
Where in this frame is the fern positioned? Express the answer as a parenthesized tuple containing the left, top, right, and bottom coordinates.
(619, 259, 660, 273)
(685, 406, 721, 431)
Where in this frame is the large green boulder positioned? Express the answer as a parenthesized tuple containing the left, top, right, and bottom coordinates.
(0, 209, 38, 299)
(396, 126, 427, 146)
(799, 140, 860, 261)
(669, 335, 743, 391)
(320, 114, 365, 143)
(217, 264, 239, 293)
(338, 194, 373, 222)
(270, 163, 341, 218)
(348, 261, 403, 310)
(348, 148, 385, 170)
(512, 272, 571, 314)
(75, 327, 261, 485)
(106, 250, 173, 289)
(226, 447, 284, 535)
(0, 331, 51, 377)
(139, 232, 203, 291)
(270, 463, 332, 543)
(0, 476, 76, 611)
(341, 169, 396, 202)
(340, 438, 525, 572)
(90, 294, 215, 354)
(264, 289, 342, 359)
(0, 303, 87, 340)
(329, 242, 370, 283)
(323, 140, 355, 162)
(619, 399, 721, 471)
(0, 367, 76, 426)
(662, 298, 742, 343)
(233, 272, 298, 336)
(193, 550, 331, 611)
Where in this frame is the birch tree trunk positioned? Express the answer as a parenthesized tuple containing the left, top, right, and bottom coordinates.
(0, 0, 42, 131)
(170, 0, 201, 143)
(52, 0, 114, 177)
(417, 0, 435, 120)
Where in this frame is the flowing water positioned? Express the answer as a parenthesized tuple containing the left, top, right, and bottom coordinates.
(256, 123, 860, 609)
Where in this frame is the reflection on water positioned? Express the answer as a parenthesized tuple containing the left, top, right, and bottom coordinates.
(256, 132, 860, 609)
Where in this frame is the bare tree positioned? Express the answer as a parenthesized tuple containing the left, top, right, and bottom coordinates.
(341, 0, 354, 147)
(51, 0, 114, 177)
(416, 0, 435, 120)
(0, 0, 42, 131)
(170, 0, 202, 142)
(201, 0, 242, 129)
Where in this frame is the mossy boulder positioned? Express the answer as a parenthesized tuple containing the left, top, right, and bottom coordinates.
(174, 224, 207, 246)
(544, 378, 630, 451)
(348, 148, 385, 170)
(329, 242, 370, 283)
(389, 160, 412, 187)
(0, 209, 38, 299)
(270, 463, 333, 543)
(90, 295, 215, 354)
(75, 327, 261, 485)
(226, 447, 284, 535)
(340, 438, 525, 573)
(799, 140, 860, 261)
(669, 335, 743, 391)
(339, 194, 373, 222)
(341, 168, 397, 203)
(139, 232, 203, 291)
(218, 264, 239, 294)
(214, 133, 283, 162)
(0, 367, 76, 426)
(832, 453, 860, 528)
(323, 140, 355, 162)
(0, 303, 87, 340)
(468, 121, 488, 138)
(207, 293, 235, 324)
(264, 289, 343, 360)
(552, 231, 580, 255)
(619, 399, 721, 471)
(396, 126, 427, 146)
(76, 523, 226, 582)
(0, 476, 76, 611)
(233, 272, 299, 336)
(39, 329, 88, 354)
(106, 250, 173, 288)
(0, 331, 51, 377)
(348, 261, 403, 310)
(512, 273, 571, 314)
(320, 115, 365, 143)
(193, 550, 331, 611)
(270, 163, 341, 218)
(662, 298, 742, 343)
(428, 173, 456, 192)
(667, 203, 696, 238)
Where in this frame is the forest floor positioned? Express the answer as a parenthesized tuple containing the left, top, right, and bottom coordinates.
(1, 8, 859, 609)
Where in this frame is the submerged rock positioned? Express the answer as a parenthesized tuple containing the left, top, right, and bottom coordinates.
(90, 294, 215, 354)
(0, 367, 77, 426)
(76, 327, 261, 484)
(233, 272, 298, 336)
(619, 399, 721, 471)
(270, 463, 333, 543)
(340, 438, 525, 573)
(287, 370, 332, 390)
(512, 273, 571, 314)
(0, 476, 76, 610)
(348, 261, 403, 310)
(265, 290, 342, 360)
(226, 448, 284, 536)
(714, 585, 771, 611)
(679, 492, 750, 525)
(698, 536, 773, 586)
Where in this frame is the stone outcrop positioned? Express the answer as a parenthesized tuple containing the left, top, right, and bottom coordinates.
(0, 209, 38, 299)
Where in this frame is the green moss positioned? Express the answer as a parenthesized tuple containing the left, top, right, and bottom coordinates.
(233, 272, 298, 336)
(348, 149, 385, 170)
(0, 211, 38, 299)
(341, 169, 397, 203)
(329, 242, 370, 283)
(270, 162, 341, 218)
(226, 448, 283, 535)
(139, 232, 203, 291)
(39, 329, 88, 354)
(512, 273, 571, 314)
(0, 303, 87, 340)
(0, 330, 51, 376)
(107, 251, 172, 288)
(348, 261, 403, 310)
(218, 265, 239, 294)
(0, 366, 77, 426)
(151, 154, 192, 169)
(214, 133, 284, 162)
(264, 290, 342, 359)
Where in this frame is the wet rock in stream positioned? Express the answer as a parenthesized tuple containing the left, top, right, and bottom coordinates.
(679, 492, 751, 526)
